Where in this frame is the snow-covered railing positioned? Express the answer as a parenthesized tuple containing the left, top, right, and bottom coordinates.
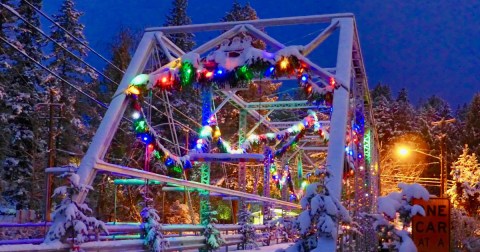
(0, 224, 272, 251)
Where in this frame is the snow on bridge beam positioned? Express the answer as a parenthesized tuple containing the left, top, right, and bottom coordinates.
(94, 161, 300, 209)
(188, 153, 265, 162)
(145, 14, 354, 33)
(244, 100, 329, 110)
(268, 121, 330, 129)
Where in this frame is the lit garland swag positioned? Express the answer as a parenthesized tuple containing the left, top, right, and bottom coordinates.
(124, 49, 334, 183)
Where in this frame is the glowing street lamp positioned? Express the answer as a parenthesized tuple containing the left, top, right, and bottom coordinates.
(396, 146, 445, 196)
(398, 147, 410, 157)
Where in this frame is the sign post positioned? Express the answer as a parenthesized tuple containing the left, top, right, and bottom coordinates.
(412, 198, 450, 252)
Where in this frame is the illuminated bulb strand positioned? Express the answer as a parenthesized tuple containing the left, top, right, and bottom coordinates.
(193, 110, 326, 155)
(128, 97, 192, 170)
(124, 51, 339, 99)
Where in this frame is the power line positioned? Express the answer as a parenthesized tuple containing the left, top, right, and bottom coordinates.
(0, 35, 111, 112)
(1, 4, 119, 87)
(7, 2, 203, 133)
(23, 0, 124, 74)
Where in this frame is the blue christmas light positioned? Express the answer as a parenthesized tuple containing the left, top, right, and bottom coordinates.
(301, 74, 308, 83)
(138, 133, 153, 144)
(215, 67, 226, 78)
(165, 157, 174, 167)
(183, 160, 192, 169)
(264, 66, 275, 77)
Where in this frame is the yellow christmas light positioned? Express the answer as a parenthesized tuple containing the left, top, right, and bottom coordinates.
(125, 86, 140, 95)
(280, 58, 289, 69)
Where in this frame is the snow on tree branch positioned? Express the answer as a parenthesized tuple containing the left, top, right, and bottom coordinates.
(44, 173, 108, 245)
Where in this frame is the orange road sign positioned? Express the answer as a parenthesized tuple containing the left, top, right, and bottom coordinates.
(412, 198, 450, 252)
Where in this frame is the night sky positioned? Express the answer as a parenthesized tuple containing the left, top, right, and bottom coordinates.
(43, 0, 480, 108)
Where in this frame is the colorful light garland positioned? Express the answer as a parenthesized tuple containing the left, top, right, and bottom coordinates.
(122, 44, 338, 174)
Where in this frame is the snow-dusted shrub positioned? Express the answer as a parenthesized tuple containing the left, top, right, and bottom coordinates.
(269, 216, 298, 243)
(141, 207, 169, 252)
(201, 202, 225, 251)
(450, 208, 479, 250)
(369, 183, 429, 252)
(238, 208, 258, 250)
(44, 173, 108, 245)
(447, 146, 480, 217)
(280, 168, 351, 252)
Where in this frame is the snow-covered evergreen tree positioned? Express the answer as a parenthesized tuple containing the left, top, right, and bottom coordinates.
(238, 207, 258, 250)
(201, 202, 225, 251)
(141, 207, 169, 252)
(164, 0, 195, 52)
(281, 168, 351, 252)
(49, 0, 99, 166)
(447, 145, 480, 217)
(464, 93, 480, 157)
(222, 1, 264, 49)
(392, 88, 418, 136)
(371, 83, 395, 150)
(44, 172, 108, 245)
(369, 183, 429, 252)
(0, 0, 48, 209)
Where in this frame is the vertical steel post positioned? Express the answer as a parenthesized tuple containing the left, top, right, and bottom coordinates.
(323, 18, 354, 251)
(200, 88, 212, 223)
(325, 18, 353, 199)
(238, 109, 247, 212)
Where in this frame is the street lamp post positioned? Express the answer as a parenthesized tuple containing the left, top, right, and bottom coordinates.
(398, 147, 445, 196)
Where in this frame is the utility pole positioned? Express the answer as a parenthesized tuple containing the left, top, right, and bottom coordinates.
(432, 118, 456, 196)
(36, 88, 63, 222)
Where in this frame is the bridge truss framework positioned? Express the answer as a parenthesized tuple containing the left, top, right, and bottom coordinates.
(74, 13, 380, 251)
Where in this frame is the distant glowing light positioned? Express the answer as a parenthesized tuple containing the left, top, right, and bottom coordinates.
(205, 71, 213, 78)
(398, 147, 409, 156)
(132, 111, 141, 120)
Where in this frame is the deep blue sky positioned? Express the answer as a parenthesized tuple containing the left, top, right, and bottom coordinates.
(43, 0, 479, 108)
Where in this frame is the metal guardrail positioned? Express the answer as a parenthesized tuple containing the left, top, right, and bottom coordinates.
(0, 223, 273, 252)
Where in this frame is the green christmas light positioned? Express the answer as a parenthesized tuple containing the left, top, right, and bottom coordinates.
(134, 120, 148, 133)
(153, 150, 162, 159)
(131, 74, 149, 86)
(172, 165, 183, 174)
(199, 126, 212, 138)
(301, 180, 308, 189)
(180, 62, 195, 86)
(237, 65, 253, 81)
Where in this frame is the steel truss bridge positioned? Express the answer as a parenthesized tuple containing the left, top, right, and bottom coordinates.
(65, 13, 380, 251)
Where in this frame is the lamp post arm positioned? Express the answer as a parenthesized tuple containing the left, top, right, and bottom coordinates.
(412, 149, 441, 160)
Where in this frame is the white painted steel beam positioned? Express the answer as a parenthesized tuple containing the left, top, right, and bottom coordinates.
(303, 20, 339, 56)
(145, 14, 354, 33)
(244, 100, 328, 110)
(94, 161, 301, 209)
(188, 153, 265, 162)
(326, 18, 354, 200)
(75, 33, 156, 203)
(268, 121, 330, 129)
